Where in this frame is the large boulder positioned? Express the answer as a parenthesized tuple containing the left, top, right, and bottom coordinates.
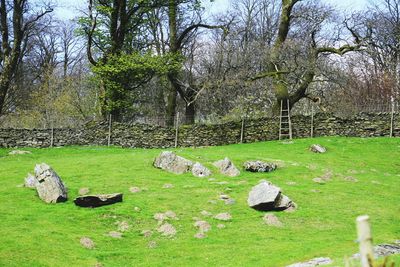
(34, 163, 67, 203)
(247, 181, 281, 211)
(244, 161, 277, 173)
(74, 193, 123, 208)
(154, 151, 193, 174)
(310, 144, 326, 153)
(213, 158, 240, 177)
(192, 162, 211, 177)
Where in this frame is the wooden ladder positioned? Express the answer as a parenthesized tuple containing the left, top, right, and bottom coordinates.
(279, 99, 292, 140)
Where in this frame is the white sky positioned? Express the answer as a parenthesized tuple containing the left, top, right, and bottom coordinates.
(54, 0, 372, 21)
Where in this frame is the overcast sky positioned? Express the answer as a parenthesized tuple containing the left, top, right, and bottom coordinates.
(54, 0, 372, 21)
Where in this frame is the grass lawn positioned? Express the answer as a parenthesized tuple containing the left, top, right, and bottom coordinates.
(0, 137, 399, 267)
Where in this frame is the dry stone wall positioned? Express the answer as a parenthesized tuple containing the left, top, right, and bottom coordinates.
(0, 113, 398, 148)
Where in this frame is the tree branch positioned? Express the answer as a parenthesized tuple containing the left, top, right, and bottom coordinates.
(176, 23, 228, 50)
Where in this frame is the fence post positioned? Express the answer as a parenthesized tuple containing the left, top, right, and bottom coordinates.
(311, 105, 314, 138)
(390, 102, 395, 138)
(356, 215, 374, 267)
(107, 114, 112, 147)
(174, 112, 179, 148)
(50, 121, 54, 148)
(240, 117, 245, 143)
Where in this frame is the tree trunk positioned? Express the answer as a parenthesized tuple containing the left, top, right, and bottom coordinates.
(184, 102, 195, 124)
(166, 79, 177, 126)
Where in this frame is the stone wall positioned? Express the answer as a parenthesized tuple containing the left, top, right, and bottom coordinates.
(0, 112, 398, 148)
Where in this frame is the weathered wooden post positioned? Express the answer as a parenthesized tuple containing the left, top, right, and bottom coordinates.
(356, 215, 374, 267)
(240, 117, 245, 143)
(390, 102, 395, 138)
(311, 105, 314, 138)
(107, 114, 112, 147)
(174, 112, 179, 148)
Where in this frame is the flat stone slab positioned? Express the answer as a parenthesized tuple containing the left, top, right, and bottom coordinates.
(244, 161, 277, 173)
(74, 193, 123, 208)
(154, 151, 193, 174)
(310, 144, 327, 153)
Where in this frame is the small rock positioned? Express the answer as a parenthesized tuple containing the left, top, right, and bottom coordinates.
(154, 213, 167, 222)
(214, 212, 232, 221)
(263, 214, 283, 227)
(80, 237, 95, 249)
(286, 181, 297, 186)
(165, 210, 178, 220)
(108, 231, 122, 238)
(162, 183, 174, 189)
(148, 241, 157, 249)
(224, 199, 236, 205)
(116, 221, 129, 232)
(133, 206, 141, 212)
(129, 187, 141, 193)
(200, 210, 212, 217)
(141, 230, 152, 238)
(194, 220, 211, 232)
(344, 176, 358, 182)
(192, 162, 211, 177)
(309, 144, 327, 153)
(194, 232, 206, 239)
(213, 158, 240, 177)
(154, 151, 193, 174)
(243, 160, 277, 173)
(9, 150, 31, 155)
(79, 187, 90, 195)
(217, 224, 225, 229)
(24, 173, 36, 188)
(286, 257, 333, 267)
(157, 223, 177, 237)
(312, 178, 325, 184)
(219, 194, 230, 200)
(275, 194, 296, 211)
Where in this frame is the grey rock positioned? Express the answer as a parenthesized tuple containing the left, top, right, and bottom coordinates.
(263, 214, 283, 227)
(154, 151, 193, 174)
(129, 186, 141, 193)
(194, 220, 211, 233)
(24, 173, 36, 188)
(78, 187, 90, 195)
(214, 212, 232, 221)
(244, 160, 277, 173)
(353, 243, 400, 258)
(247, 181, 281, 211)
(34, 163, 67, 203)
(108, 231, 122, 238)
(80, 237, 95, 249)
(74, 193, 123, 208)
(310, 144, 327, 153)
(194, 232, 206, 239)
(213, 158, 240, 177)
(157, 223, 177, 237)
(141, 230, 152, 238)
(286, 257, 332, 267)
(192, 162, 211, 177)
(275, 194, 296, 211)
(9, 150, 31, 155)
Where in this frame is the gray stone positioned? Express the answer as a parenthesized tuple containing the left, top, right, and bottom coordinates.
(34, 163, 67, 203)
(9, 150, 31, 155)
(200, 210, 212, 217)
(154, 151, 193, 174)
(108, 231, 122, 238)
(192, 162, 211, 177)
(24, 173, 36, 188)
(286, 257, 333, 267)
(310, 144, 327, 153)
(80, 237, 95, 249)
(129, 186, 141, 193)
(275, 194, 296, 211)
(148, 241, 157, 249)
(162, 183, 174, 189)
(244, 160, 277, 173)
(74, 193, 123, 208)
(157, 223, 177, 237)
(194, 232, 206, 239)
(247, 181, 281, 211)
(141, 230, 152, 238)
(353, 243, 400, 258)
(194, 220, 211, 233)
(116, 221, 130, 232)
(263, 214, 283, 227)
(214, 212, 232, 221)
(213, 158, 240, 177)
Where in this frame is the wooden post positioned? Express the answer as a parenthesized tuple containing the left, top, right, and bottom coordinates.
(390, 102, 395, 138)
(240, 117, 245, 143)
(311, 105, 314, 138)
(174, 112, 179, 148)
(356, 215, 374, 267)
(50, 122, 54, 148)
(107, 114, 112, 147)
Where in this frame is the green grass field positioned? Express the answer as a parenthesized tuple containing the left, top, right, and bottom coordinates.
(0, 137, 399, 267)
